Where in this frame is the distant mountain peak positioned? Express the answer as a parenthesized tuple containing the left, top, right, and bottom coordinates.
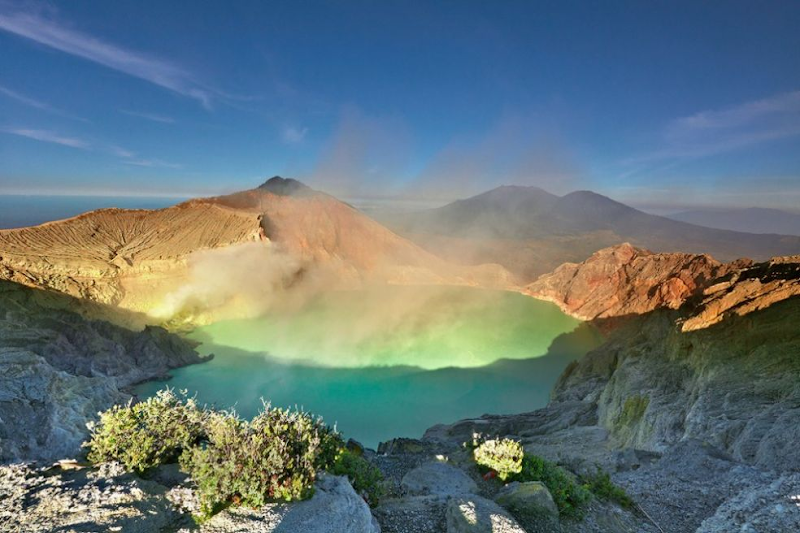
(257, 176, 312, 196)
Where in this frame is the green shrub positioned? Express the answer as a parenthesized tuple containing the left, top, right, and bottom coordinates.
(330, 449, 385, 507)
(582, 468, 633, 508)
(180, 404, 342, 517)
(515, 455, 591, 518)
(85, 389, 207, 473)
(473, 438, 524, 481)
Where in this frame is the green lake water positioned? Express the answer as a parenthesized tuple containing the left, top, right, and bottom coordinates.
(136, 286, 601, 447)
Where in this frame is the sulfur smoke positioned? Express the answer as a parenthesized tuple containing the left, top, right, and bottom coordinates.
(150, 241, 326, 325)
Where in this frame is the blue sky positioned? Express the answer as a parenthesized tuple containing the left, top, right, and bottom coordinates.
(1, 1, 799, 209)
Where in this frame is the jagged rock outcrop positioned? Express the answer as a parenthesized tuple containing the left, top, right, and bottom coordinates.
(0, 280, 205, 462)
(682, 254, 800, 330)
(524, 243, 730, 320)
(526, 243, 800, 331)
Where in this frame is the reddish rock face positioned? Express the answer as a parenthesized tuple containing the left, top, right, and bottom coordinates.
(525, 243, 800, 331)
(525, 243, 729, 320)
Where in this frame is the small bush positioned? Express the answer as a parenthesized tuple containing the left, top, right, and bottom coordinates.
(180, 404, 342, 517)
(330, 449, 385, 507)
(473, 438, 524, 481)
(516, 455, 591, 518)
(85, 389, 207, 473)
(582, 468, 633, 508)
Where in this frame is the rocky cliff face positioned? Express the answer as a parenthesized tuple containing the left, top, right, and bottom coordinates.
(553, 299, 800, 470)
(0, 280, 205, 462)
(526, 243, 800, 331)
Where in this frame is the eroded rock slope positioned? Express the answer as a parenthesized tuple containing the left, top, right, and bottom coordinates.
(0, 280, 204, 462)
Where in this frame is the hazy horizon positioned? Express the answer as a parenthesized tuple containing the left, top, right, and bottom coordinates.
(4, 181, 800, 219)
(1, 1, 800, 210)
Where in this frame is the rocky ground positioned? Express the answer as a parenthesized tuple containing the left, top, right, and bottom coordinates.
(0, 462, 379, 533)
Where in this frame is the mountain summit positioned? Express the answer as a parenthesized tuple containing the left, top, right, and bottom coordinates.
(257, 176, 313, 196)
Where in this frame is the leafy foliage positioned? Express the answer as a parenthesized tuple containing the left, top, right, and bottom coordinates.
(582, 468, 634, 508)
(86, 390, 346, 519)
(179, 404, 343, 517)
(515, 454, 591, 518)
(330, 449, 385, 507)
(473, 438, 524, 481)
(85, 389, 207, 473)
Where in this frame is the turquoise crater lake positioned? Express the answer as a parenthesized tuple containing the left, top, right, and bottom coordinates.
(136, 286, 601, 447)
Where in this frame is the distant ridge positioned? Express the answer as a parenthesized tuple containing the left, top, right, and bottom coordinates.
(379, 185, 800, 281)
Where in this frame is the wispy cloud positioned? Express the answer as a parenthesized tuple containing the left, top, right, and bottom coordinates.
(0, 5, 214, 108)
(109, 145, 135, 158)
(123, 158, 182, 169)
(0, 83, 87, 121)
(625, 91, 800, 166)
(281, 125, 308, 144)
(120, 109, 175, 124)
(669, 91, 800, 133)
(1, 127, 90, 148)
(1, 125, 180, 169)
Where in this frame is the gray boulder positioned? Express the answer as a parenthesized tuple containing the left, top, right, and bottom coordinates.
(401, 461, 478, 497)
(200, 474, 380, 533)
(495, 481, 560, 532)
(446, 494, 527, 533)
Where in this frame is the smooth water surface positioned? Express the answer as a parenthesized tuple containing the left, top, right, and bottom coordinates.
(137, 287, 601, 447)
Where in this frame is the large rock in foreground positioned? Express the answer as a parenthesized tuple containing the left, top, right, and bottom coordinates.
(200, 474, 380, 533)
(401, 461, 479, 497)
(495, 482, 560, 533)
(446, 494, 528, 533)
